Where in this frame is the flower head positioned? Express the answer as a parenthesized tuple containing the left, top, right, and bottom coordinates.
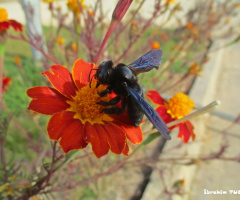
(112, 0, 133, 21)
(147, 90, 195, 143)
(71, 43, 77, 52)
(67, 0, 85, 14)
(2, 76, 11, 93)
(14, 56, 21, 66)
(186, 22, 194, 30)
(164, 0, 176, 4)
(151, 41, 160, 49)
(188, 63, 202, 76)
(27, 59, 142, 158)
(0, 8, 22, 32)
(55, 37, 65, 45)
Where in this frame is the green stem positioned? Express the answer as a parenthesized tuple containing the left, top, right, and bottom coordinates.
(0, 43, 6, 113)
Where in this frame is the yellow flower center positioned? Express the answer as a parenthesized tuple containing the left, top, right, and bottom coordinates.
(165, 92, 195, 119)
(67, 81, 113, 124)
(0, 8, 8, 22)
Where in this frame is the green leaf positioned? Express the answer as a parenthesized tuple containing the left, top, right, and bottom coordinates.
(140, 132, 160, 148)
(63, 150, 79, 165)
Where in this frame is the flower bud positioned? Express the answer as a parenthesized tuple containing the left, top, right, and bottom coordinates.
(112, 0, 133, 21)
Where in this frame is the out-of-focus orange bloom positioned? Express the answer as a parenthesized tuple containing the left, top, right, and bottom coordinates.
(71, 43, 77, 52)
(159, 33, 168, 43)
(67, 0, 85, 14)
(225, 17, 230, 23)
(0, 8, 22, 32)
(186, 22, 194, 30)
(151, 41, 160, 49)
(2, 76, 11, 93)
(43, 0, 57, 3)
(234, 3, 240, 8)
(130, 20, 138, 37)
(131, 20, 138, 26)
(14, 56, 21, 66)
(164, 0, 175, 4)
(55, 37, 65, 45)
(188, 63, 202, 76)
(87, 10, 94, 16)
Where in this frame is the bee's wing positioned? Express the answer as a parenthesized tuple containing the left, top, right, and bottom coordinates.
(123, 83, 171, 140)
(128, 49, 163, 75)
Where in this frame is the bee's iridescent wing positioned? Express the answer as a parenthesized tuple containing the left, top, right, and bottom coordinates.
(128, 49, 163, 75)
(123, 83, 170, 140)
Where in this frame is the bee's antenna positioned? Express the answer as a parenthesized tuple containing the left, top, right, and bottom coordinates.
(88, 68, 97, 88)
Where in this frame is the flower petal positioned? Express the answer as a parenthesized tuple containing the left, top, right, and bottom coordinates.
(147, 90, 165, 105)
(177, 120, 195, 143)
(58, 117, 88, 153)
(102, 122, 127, 155)
(0, 21, 10, 31)
(9, 20, 23, 32)
(117, 123, 143, 144)
(42, 65, 78, 99)
(122, 143, 129, 156)
(72, 59, 96, 90)
(83, 122, 110, 158)
(47, 111, 76, 140)
(84, 121, 126, 157)
(156, 106, 173, 124)
(27, 86, 70, 115)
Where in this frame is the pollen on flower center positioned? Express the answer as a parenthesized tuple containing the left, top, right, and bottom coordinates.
(67, 81, 113, 124)
(165, 92, 195, 119)
(0, 8, 8, 22)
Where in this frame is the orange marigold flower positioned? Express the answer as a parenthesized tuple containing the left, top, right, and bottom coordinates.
(43, 0, 57, 3)
(71, 43, 77, 52)
(14, 56, 21, 66)
(225, 17, 230, 23)
(186, 22, 194, 30)
(87, 10, 94, 16)
(151, 41, 160, 49)
(147, 90, 196, 143)
(2, 76, 11, 93)
(188, 62, 202, 76)
(67, 0, 85, 14)
(55, 37, 65, 45)
(27, 59, 143, 158)
(159, 33, 168, 43)
(234, 3, 240, 8)
(164, 0, 175, 4)
(0, 8, 22, 32)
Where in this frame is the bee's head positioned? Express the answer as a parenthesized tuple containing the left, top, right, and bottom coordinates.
(95, 60, 113, 85)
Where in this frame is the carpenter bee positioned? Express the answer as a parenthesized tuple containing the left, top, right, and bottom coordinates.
(89, 50, 171, 140)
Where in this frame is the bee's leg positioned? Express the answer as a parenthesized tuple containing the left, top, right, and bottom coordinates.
(98, 86, 113, 97)
(102, 96, 127, 115)
(97, 95, 121, 106)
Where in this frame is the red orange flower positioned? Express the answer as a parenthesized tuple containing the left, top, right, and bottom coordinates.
(151, 41, 160, 49)
(147, 90, 196, 143)
(27, 59, 143, 158)
(2, 76, 11, 93)
(0, 8, 22, 32)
